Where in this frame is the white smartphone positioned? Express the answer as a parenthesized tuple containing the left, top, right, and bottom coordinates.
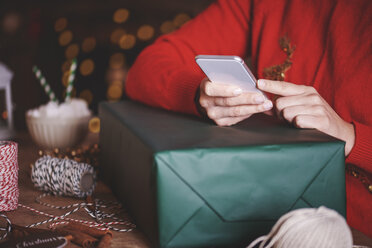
(195, 55, 265, 96)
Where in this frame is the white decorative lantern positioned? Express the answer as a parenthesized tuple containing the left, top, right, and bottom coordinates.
(0, 62, 14, 139)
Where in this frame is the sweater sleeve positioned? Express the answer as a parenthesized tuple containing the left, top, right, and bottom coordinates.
(346, 121, 372, 174)
(125, 0, 252, 115)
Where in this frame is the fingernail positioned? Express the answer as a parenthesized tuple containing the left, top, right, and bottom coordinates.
(257, 79, 265, 88)
(263, 100, 273, 110)
(233, 88, 242, 96)
(254, 95, 265, 103)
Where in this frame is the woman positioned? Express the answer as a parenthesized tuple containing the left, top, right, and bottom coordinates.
(126, 0, 372, 237)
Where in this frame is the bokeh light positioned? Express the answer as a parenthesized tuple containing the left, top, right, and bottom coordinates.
(2, 12, 21, 34)
(54, 17, 68, 32)
(111, 80, 123, 87)
(89, 117, 100, 133)
(110, 80, 124, 90)
(110, 28, 126, 44)
(2, 111, 8, 120)
(80, 59, 95, 76)
(59, 30, 73, 46)
(79, 89, 94, 105)
(113, 8, 129, 24)
(107, 84, 123, 100)
(137, 25, 155, 41)
(109, 53, 126, 69)
(106, 68, 127, 83)
(62, 71, 70, 87)
(82, 37, 96, 53)
(160, 21, 176, 34)
(65, 43, 79, 59)
(61, 60, 71, 72)
(173, 13, 191, 27)
(119, 34, 136, 49)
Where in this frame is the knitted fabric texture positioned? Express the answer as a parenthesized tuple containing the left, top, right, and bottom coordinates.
(247, 206, 353, 248)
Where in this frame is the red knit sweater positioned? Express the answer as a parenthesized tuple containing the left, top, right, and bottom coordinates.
(126, 0, 372, 237)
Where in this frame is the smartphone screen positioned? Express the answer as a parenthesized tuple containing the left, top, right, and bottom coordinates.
(195, 55, 265, 95)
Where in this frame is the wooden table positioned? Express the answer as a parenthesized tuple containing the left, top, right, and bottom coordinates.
(1, 132, 151, 248)
(1, 132, 371, 247)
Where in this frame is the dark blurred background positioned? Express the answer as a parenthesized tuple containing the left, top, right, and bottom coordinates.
(0, 0, 214, 131)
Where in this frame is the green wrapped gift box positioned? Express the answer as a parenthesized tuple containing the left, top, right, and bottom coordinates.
(99, 100, 346, 248)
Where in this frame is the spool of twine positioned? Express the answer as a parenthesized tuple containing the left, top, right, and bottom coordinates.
(31, 155, 96, 198)
(247, 206, 353, 248)
(0, 141, 18, 212)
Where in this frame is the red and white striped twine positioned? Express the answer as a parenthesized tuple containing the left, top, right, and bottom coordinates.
(0, 141, 18, 212)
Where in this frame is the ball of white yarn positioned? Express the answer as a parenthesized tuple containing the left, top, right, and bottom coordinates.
(247, 206, 353, 248)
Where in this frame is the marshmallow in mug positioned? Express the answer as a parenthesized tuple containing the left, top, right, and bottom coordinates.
(27, 99, 91, 118)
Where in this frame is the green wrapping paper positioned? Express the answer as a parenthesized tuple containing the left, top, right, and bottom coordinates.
(99, 100, 346, 248)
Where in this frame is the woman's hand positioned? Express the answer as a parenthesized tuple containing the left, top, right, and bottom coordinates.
(199, 78, 273, 126)
(257, 79, 355, 156)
